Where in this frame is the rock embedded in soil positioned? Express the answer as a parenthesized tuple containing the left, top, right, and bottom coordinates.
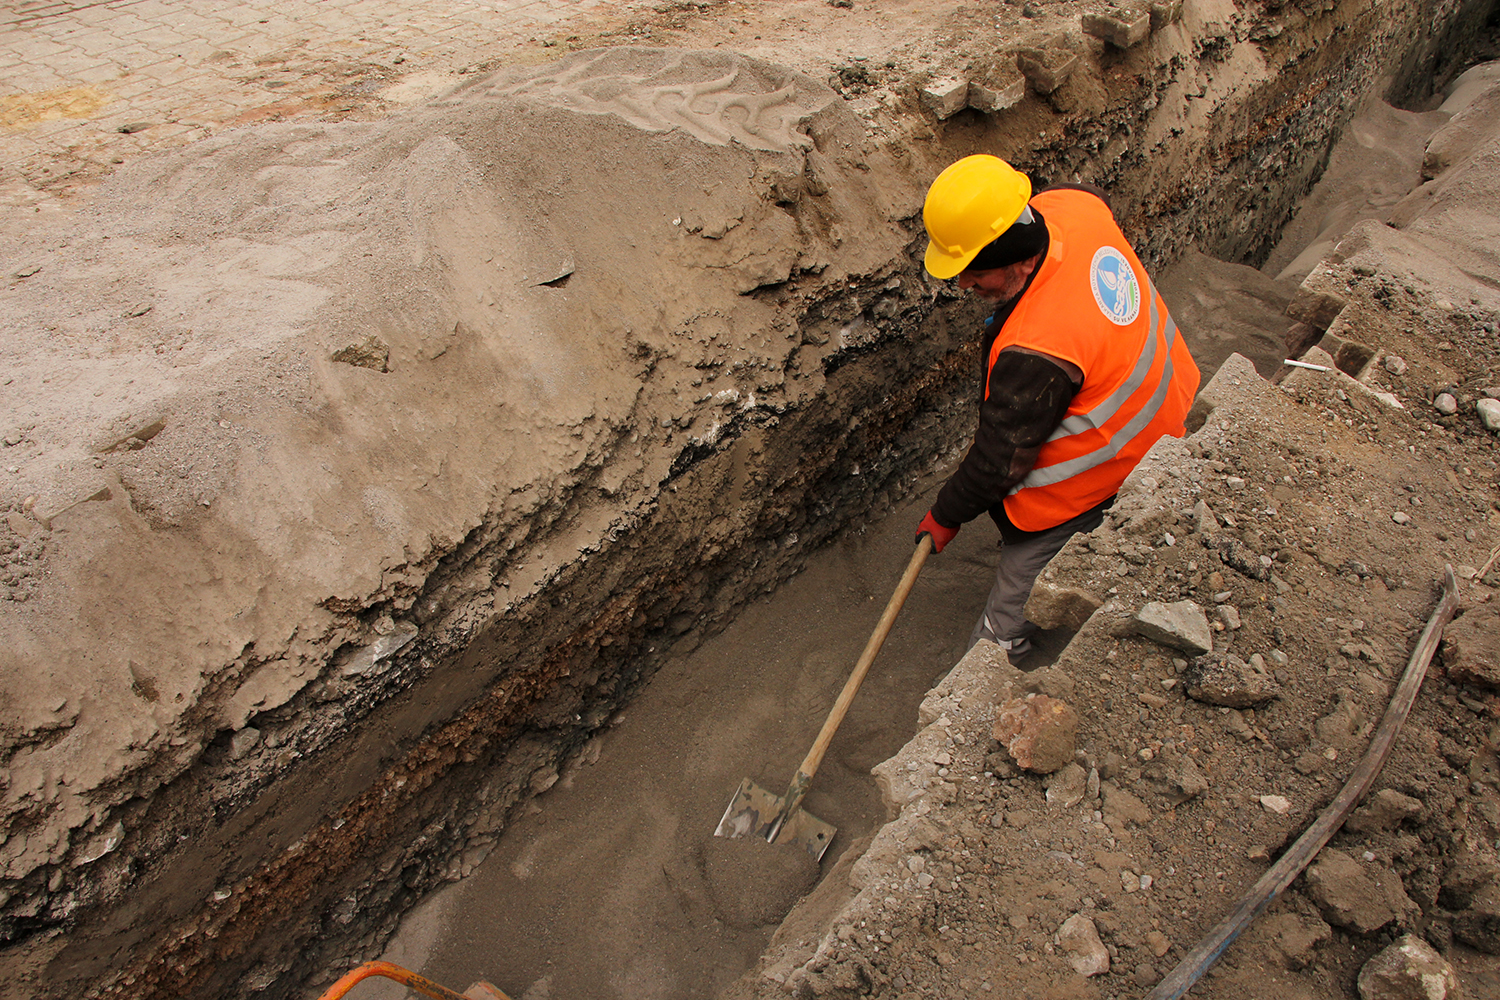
(992, 693, 1078, 774)
(1260, 910, 1333, 970)
(1260, 794, 1292, 815)
(1143, 752, 1210, 806)
(1056, 913, 1110, 976)
(1356, 934, 1461, 1000)
(1442, 850, 1500, 953)
(1213, 534, 1272, 580)
(1044, 762, 1088, 807)
(1185, 651, 1280, 707)
(1025, 578, 1102, 630)
(1347, 788, 1424, 834)
(1101, 781, 1151, 827)
(1442, 604, 1500, 689)
(1478, 397, 1500, 432)
(1304, 850, 1418, 935)
(1131, 600, 1213, 655)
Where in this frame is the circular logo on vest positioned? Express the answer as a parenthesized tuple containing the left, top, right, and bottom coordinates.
(1090, 246, 1141, 326)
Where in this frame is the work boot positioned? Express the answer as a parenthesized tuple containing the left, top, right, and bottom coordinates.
(1002, 620, 1038, 668)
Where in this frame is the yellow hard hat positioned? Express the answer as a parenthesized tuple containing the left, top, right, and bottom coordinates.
(922, 155, 1033, 279)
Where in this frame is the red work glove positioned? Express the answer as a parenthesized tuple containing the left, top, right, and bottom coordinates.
(916, 510, 959, 553)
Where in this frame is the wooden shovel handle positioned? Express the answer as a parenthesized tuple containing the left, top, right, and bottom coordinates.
(784, 536, 932, 806)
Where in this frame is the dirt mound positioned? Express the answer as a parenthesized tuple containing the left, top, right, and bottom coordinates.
(0, 44, 931, 996)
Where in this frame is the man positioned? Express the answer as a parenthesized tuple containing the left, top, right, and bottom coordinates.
(915, 154, 1200, 663)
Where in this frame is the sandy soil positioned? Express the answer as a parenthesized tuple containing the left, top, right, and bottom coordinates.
(5, 2, 1499, 999)
(361, 42, 1500, 1000)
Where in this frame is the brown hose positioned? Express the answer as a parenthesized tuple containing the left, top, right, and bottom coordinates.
(1146, 565, 1460, 1000)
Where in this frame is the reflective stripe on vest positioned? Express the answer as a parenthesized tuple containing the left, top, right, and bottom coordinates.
(1012, 279, 1178, 492)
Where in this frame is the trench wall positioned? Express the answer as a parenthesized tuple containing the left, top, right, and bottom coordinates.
(5, 1, 1496, 998)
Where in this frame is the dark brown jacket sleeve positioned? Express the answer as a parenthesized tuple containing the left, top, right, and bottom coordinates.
(930, 351, 1078, 528)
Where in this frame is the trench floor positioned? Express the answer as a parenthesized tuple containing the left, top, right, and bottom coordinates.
(358, 477, 1053, 1000)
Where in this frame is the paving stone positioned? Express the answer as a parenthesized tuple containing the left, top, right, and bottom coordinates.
(920, 76, 969, 119)
(1288, 282, 1350, 331)
(967, 71, 1025, 112)
(1150, 0, 1184, 30)
(1015, 46, 1079, 94)
(1081, 7, 1152, 49)
(0, 0, 621, 210)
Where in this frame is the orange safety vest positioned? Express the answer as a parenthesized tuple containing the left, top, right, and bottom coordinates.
(992, 189, 1201, 532)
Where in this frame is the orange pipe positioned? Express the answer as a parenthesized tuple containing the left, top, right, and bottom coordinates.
(314, 960, 500, 1000)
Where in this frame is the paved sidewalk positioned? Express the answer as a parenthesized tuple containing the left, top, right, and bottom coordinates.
(0, 0, 645, 212)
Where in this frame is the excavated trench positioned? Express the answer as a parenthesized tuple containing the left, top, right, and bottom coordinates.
(3, 3, 1496, 999)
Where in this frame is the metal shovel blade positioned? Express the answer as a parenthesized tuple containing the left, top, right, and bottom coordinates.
(714, 777, 837, 861)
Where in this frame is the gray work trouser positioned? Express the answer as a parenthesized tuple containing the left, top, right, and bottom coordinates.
(967, 503, 1109, 659)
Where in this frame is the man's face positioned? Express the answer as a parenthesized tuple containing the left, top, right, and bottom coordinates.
(957, 259, 1036, 303)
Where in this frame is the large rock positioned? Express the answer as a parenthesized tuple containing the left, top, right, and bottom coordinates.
(1132, 600, 1213, 655)
(1056, 913, 1110, 976)
(1026, 578, 1103, 631)
(1478, 397, 1500, 433)
(1443, 604, 1500, 688)
(993, 694, 1078, 774)
(1305, 850, 1418, 934)
(1356, 934, 1460, 1000)
(1261, 910, 1333, 970)
(1185, 651, 1280, 707)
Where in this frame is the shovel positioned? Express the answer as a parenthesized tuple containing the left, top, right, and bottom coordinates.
(714, 535, 932, 860)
